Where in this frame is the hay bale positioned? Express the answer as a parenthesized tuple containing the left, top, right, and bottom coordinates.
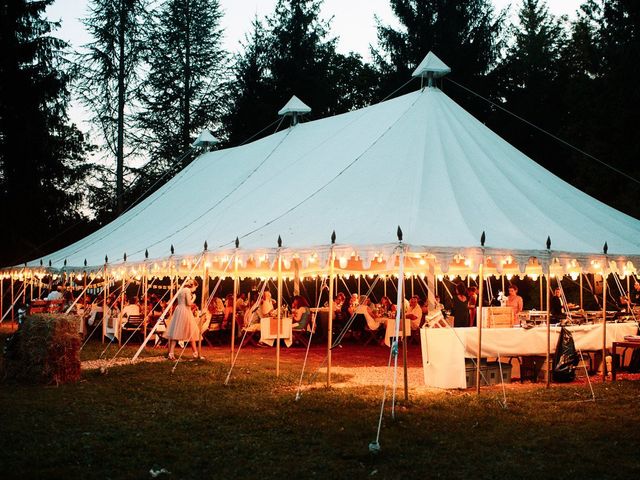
(2, 314, 81, 385)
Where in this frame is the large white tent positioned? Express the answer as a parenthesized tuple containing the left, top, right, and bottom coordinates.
(16, 53, 640, 276)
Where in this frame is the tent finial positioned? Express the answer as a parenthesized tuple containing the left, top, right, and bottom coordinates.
(546, 236, 551, 250)
(331, 230, 336, 245)
(84, 259, 87, 267)
(48, 260, 52, 267)
(397, 225, 403, 242)
(39, 259, 43, 266)
(204, 241, 208, 251)
(412, 51, 451, 86)
(105, 255, 109, 264)
(278, 95, 311, 126)
(64, 259, 67, 267)
(235, 237, 240, 249)
(145, 249, 149, 259)
(123, 252, 127, 262)
(603, 242, 608, 255)
(277, 235, 282, 248)
(480, 231, 486, 247)
(170, 244, 175, 255)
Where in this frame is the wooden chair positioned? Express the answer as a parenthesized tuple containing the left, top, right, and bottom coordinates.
(121, 315, 145, 342)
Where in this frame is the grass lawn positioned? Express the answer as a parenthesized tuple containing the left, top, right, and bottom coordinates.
(1, 329, 640, 479)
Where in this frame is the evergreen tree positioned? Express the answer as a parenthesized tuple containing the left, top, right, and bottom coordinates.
(559, 0, 640, 219)
(0, 0, 91, 265)
(373, 0, 504, 112)
(76, 0, 149, 214)
(136, 0, 228, 177)
(491, 0, 568, 174)
(225, 0, 377, 144)
(224, 17, 274, 147)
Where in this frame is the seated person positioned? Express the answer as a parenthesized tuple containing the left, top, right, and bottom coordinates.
(550, 287, 564, 320)
(46, 286, 64, 301)
(506, 284, 523, 324)
(211, 296, 224, 314)
(355, 296, 382, 332)
(260, 291, 275, 317)
(405, 295, 423, 329)
(291, 295, 311, 331)
(121, 296, 141, 319)
(379, 296, 397, 317)
(222, 293, 235, 329)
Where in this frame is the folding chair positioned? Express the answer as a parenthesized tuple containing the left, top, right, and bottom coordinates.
(121, 315, 145, 342)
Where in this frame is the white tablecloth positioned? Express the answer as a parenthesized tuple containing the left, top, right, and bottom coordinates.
(384, 317, 411, 346)
(420, 322, 638, 389)
(259, 317, 293, 347)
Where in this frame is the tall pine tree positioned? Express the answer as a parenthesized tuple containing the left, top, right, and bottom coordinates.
(136, 0, 228, 177)
(76, 0, 149, 215)
(224, 17, 274, 147)
(491, 0, 568, 174)
(559, 0, 640, 219)
(373, 0, 504, 114)
(0, 0, 90, 265)
(225, 0, 377, 144)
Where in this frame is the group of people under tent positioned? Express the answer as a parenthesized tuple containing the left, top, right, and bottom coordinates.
(23, 275, 639, 358)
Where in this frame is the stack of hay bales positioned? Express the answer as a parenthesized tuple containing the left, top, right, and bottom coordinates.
(2, 314, 81, 385)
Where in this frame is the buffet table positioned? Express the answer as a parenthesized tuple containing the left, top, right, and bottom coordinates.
(420, 322, 638, 389)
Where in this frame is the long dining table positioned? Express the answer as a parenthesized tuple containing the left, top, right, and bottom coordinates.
(420, 322, 638, 389)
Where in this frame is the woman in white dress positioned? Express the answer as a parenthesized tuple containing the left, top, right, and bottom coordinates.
(165, 280, 201, 360)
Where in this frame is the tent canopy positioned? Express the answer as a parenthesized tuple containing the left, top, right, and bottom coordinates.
(19, 53, 640, 275)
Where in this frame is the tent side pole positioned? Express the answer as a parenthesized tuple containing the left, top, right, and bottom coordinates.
(401, 273, 409, 401)
(539, 275, 543, 310)
(1, 277, 3, 322)
(476, 259, 484, 394)
(580, 273, 584, 310)
(102, 265, 108, 344)
(199, 259, 208, 358)
(602, 270, 608, 382)
(327, 251, 335, 387)
(30, 271, 33, 302)
(230, 254, 238, 365)
(276, 253, 282, 378)
(10, 276, 15, 325)
(118, 273, 125, 347)
(546, 266, 551, 388)
(143, 265, 148, 339)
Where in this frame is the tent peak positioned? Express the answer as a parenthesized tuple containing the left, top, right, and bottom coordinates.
(278, 95, 311, 126)
(412, 51, 451, 86)
(192, 129, 219, 149)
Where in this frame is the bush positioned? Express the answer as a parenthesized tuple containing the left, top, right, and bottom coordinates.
(2, 314, 81, 385)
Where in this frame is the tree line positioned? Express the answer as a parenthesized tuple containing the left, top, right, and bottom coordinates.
(1, 0, 639, 265)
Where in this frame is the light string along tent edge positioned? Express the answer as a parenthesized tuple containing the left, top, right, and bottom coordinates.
(224, 94, 424, 248)
(445, 77, 640, 186)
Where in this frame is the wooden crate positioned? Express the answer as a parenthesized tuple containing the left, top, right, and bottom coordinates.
(481, 307, 514, 328)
